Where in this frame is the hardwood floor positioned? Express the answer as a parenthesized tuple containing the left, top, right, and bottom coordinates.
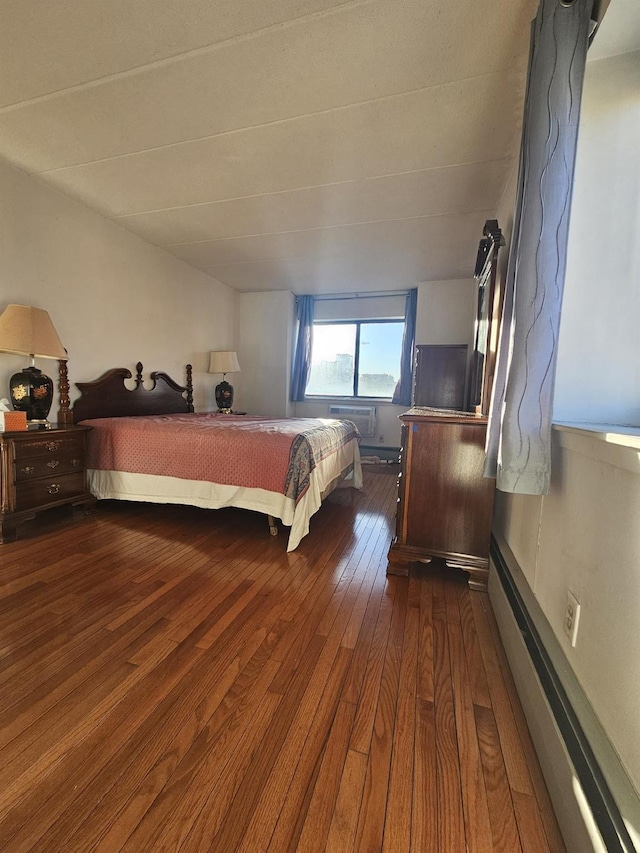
(0, 465, 564, 852)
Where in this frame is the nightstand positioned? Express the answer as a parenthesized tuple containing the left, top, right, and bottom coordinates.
(0, 424, 95, 543)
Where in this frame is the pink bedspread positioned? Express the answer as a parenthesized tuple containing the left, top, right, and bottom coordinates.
(82, 413, 359, 503)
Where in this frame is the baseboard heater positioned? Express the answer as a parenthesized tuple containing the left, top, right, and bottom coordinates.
(490, 536, 637, 852)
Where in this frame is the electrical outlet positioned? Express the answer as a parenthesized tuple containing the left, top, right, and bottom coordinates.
(563, 590, 581, 647)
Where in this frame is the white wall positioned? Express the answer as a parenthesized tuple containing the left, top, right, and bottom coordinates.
(237, 290, 295, 417)
(495, 428, 640, 795)
(0, 160, 237, 413)
(416, 279, 476, 349)
(493, 41, 640, 796)
(554, 49, 640, 425)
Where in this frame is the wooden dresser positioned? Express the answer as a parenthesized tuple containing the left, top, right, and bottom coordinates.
(387, 407, 494, 589)
(0, 424, 94, 542)
(387, 220, 505, 590)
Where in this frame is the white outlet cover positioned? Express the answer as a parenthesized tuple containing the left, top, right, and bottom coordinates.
(564, 590, 581, 647)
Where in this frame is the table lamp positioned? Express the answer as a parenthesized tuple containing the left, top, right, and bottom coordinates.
(0, 304, 67, 426)
(208, 351, 240, 412)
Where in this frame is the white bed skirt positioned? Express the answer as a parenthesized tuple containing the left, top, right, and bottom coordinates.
(86, 439, 362, 551)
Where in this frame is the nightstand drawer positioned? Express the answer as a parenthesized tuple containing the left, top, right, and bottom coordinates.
(15, 454, 83, 482)
(13, 434, 84, 462)
(14, 472, 87, 511)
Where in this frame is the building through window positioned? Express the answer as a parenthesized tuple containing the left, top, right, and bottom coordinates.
(305, 319, 404, 398)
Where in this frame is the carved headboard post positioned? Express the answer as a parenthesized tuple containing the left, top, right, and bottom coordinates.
(186, 364, 194, 412)
(57, 358, 73, 426)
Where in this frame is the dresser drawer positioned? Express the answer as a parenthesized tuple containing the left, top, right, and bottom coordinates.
(13, 434, 84, 463)
(14, 472, 87, 511)
(15, 454, 83, 482)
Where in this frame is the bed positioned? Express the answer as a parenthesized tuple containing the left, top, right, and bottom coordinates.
(62, 362, 362, 551)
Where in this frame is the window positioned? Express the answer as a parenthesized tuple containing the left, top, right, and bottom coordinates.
(305, 319, 404, 398)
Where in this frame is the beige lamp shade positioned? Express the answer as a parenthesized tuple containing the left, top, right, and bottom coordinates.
(0, 304, 66, 360)
(208, 350, 240, 375)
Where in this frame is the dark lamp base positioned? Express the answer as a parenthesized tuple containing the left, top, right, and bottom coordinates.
(215, 379, 234, 412)
(10, 366, 54, 422)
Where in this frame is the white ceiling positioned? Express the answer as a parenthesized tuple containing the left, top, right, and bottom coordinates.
(1, 0, 544, 294)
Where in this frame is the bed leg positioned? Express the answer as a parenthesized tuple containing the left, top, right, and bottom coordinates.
(267, 515, 278, 537)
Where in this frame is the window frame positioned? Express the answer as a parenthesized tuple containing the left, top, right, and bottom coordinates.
(305, 317, 404, 400)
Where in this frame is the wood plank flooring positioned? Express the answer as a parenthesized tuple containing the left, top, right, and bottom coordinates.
(0, 465, 565, 852)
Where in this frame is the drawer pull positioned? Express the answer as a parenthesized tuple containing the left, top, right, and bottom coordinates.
(46, 441, 61, 452)
(46, 460, 60, 469)
(46, 484, 61, 495)
(20, 465, 35, 475)
(71, 458, 80, 467)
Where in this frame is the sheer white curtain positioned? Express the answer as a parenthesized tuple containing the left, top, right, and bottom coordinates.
(484, 0, 594, 494)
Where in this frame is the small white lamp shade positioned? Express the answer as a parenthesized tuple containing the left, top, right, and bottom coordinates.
(208, 351, 240, 375)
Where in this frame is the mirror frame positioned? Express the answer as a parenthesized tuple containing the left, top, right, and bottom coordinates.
(468, 219, 505, 414)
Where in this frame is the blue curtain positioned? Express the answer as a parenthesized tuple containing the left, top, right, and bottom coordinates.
(392, 288, 417, 407)
(290, 295, 314, 401)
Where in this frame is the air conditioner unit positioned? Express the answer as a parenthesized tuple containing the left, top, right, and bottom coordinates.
(328, 405, 376, 437)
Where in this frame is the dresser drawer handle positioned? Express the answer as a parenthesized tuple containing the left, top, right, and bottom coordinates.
(46, 441, 61, 452)
(20, 465, 35, 475)
(46, 460, 60, 469)
(46, 484, 61, 495)
(71, 458, 80, 467)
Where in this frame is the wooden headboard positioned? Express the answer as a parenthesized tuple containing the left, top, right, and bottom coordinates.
(58, 361, 194, 423)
